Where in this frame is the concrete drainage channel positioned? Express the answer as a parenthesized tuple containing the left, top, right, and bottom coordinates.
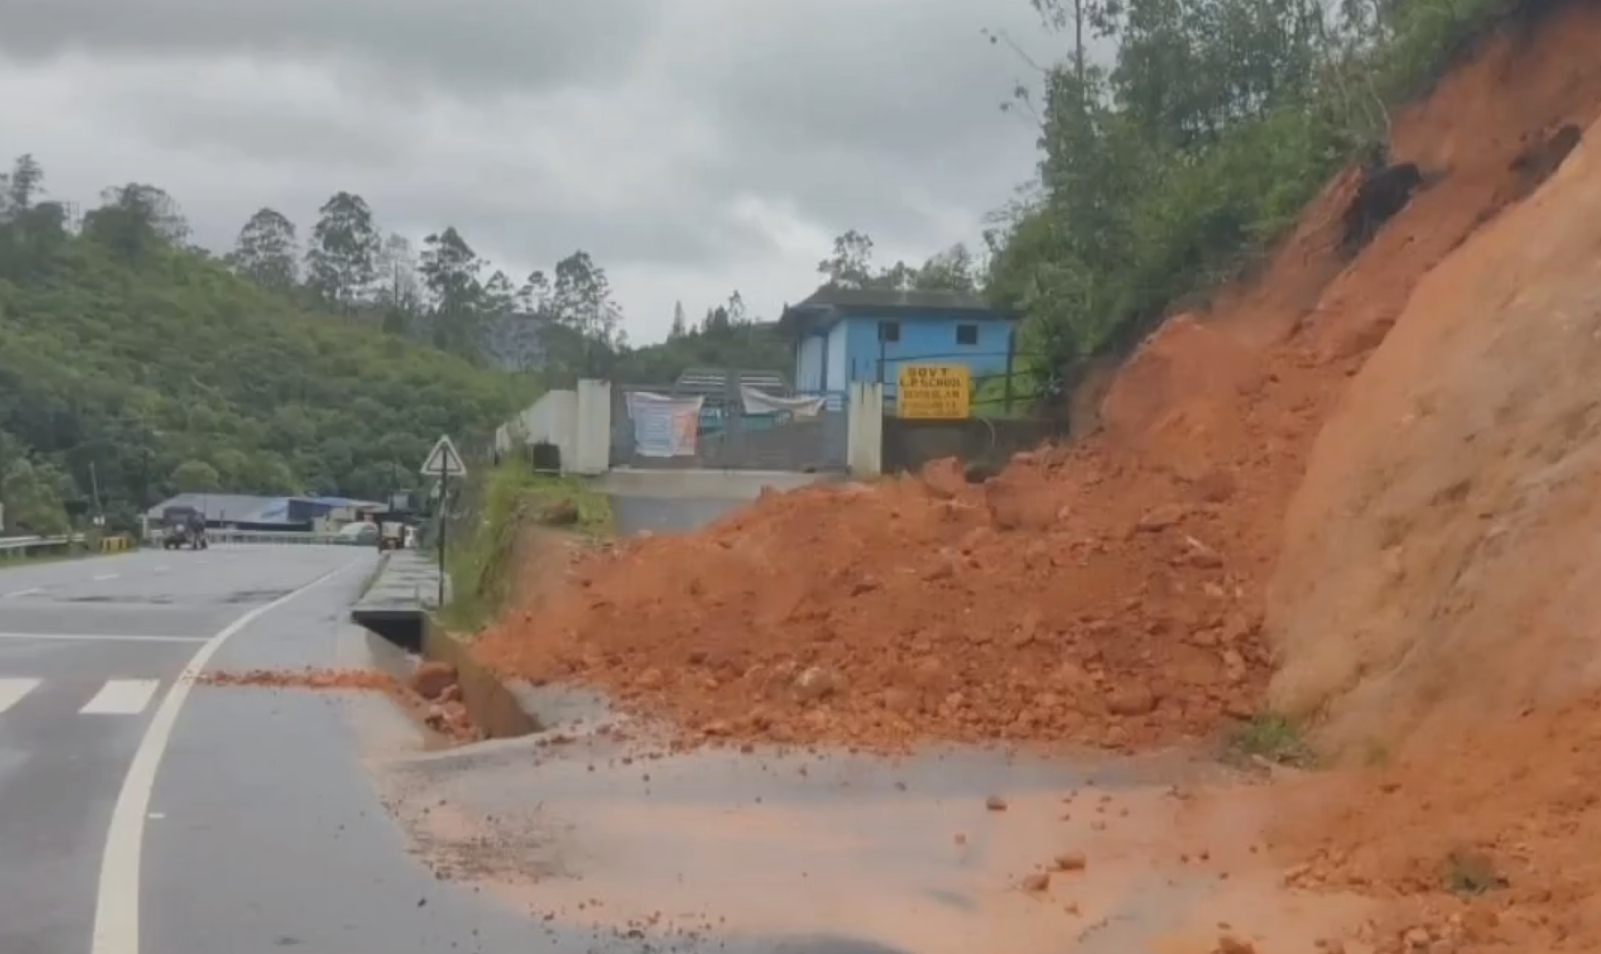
(351, 551, 539, 742)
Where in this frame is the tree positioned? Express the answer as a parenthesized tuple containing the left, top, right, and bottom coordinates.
(497, 270, 554, 372)
(515, 270, 552, 316)
(817, 229, 877, 289)
(83, 184, 189, 260)
(878, 261, 917, 291)
(477, 269, 520, 368)
(374, 233, 424, 336)
(0, 172, 528, 523)
(915, 244, 979, 293)
(228, 207, 299, 292)
(170, 459, 222, 493)
(0, 156, 71, 277)
(419, 226, 483, 355)
(669, 301, 688, 338)
(703, 305, 731, 334)
(547, 250, 623, 380)
(4, 154, 44, 214)
(306, 191, 380, 312)
(725, 291, 749, 326)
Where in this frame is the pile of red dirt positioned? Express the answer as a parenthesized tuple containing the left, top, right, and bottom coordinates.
(1264, 691, 1601, 953)
(475, 0, 1601, 756)
(479, 455, 1273, 750)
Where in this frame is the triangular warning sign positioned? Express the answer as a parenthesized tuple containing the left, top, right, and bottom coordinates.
(420, 435, 468, 478)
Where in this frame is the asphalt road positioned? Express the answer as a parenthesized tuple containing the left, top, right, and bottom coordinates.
(610, 495, 747, 535)
(0, 537, 1301, 954)
(0, 545, 372, 954)
(1, 543, 887, 954)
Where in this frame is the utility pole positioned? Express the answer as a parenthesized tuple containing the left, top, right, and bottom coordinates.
(436, 468, 448, 608)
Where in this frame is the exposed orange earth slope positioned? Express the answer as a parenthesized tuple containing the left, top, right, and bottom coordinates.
(476, 0, 1601, 765)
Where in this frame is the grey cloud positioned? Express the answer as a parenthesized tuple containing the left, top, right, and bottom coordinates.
(123, 94, 405, 170)
(659, 1, 1046, 253)
(0, 0, 663, 94)
(0, 0, 1054, 338)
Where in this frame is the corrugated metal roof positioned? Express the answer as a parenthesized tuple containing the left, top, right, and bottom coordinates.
(146, 494, 290, 524)
(674, 368, 790, 396)
(146, 493, 387, 525)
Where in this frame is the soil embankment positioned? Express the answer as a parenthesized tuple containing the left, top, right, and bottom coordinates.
(1268, 113, 1601, 756)
(476, 0, 1601, 762)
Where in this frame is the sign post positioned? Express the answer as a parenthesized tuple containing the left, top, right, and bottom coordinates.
(419, 435, 468, 609)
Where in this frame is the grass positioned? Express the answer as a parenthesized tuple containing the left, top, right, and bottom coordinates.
(1444, 849, 1505, 896)
(1227, 713, 1319, 768)
(438, 462, 613, 633)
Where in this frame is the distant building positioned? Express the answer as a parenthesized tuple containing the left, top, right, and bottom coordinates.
(144, 494, 387, 532)
(778, 286, 1019, 405)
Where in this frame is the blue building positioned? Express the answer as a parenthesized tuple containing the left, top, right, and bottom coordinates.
(779, 286, 1019, 407)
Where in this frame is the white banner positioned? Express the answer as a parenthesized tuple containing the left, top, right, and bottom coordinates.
(740, 386, 826, 417)
(626, 391, 704, 457)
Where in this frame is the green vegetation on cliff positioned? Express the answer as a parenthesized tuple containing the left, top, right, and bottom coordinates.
(0, 165, 531, 534)
(981, 0, 1528, 384)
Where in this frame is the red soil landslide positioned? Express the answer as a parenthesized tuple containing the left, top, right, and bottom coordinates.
(476, 0, 1601, 767)
(480, 461, 1272, 751)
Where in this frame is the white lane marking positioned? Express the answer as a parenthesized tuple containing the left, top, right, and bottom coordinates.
(0, 677, 42, 713)
(152, 566, 170, 574)
(91, 558, 358, 954)
(81, 680, 162, 716)
(93, 573, 120, 581)
(0, 632, 208, 644)
(0, 587, 43, 600)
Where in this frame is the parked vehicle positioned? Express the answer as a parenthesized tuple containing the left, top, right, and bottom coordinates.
(337, 521, 380, 546)
(161, 506, 209, 550)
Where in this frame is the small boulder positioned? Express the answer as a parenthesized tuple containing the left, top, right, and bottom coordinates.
(410, 661, 457, 701)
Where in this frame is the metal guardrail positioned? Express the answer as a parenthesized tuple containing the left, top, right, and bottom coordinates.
(0, 533, 88, 556)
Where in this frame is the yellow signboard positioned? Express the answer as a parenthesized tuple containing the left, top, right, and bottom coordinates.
(897, 364, 971, 419)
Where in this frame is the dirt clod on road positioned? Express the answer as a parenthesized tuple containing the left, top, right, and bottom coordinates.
(202, 665, 482, 743)
(200, 667, 397, 691)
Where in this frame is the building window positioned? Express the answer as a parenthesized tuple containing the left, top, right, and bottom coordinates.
(955, 323, 979, 346)
(878, 320, 901, 343)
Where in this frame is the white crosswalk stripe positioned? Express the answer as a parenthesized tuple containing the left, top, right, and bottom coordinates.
(80, 679, 161, 715)
(0, 677, 162, 717)
(0, 677, 42, 713)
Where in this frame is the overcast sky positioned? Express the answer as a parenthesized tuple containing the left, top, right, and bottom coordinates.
(0, 0, 1055, 343)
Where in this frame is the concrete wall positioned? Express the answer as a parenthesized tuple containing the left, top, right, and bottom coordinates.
(572, 379, 612, 475)
(494, 379, 610, 475)
(846, 381, 884, 477)
(496, 389, 578, 466)
(597, 467, 839, 501)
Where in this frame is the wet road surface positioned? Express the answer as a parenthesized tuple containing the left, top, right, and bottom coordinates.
(0, 546, 366, 954)
(610, 495, 748, 535)
(0, 542, 1374, 954)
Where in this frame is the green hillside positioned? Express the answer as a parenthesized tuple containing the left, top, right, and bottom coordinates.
(0, 187, 531, 535)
